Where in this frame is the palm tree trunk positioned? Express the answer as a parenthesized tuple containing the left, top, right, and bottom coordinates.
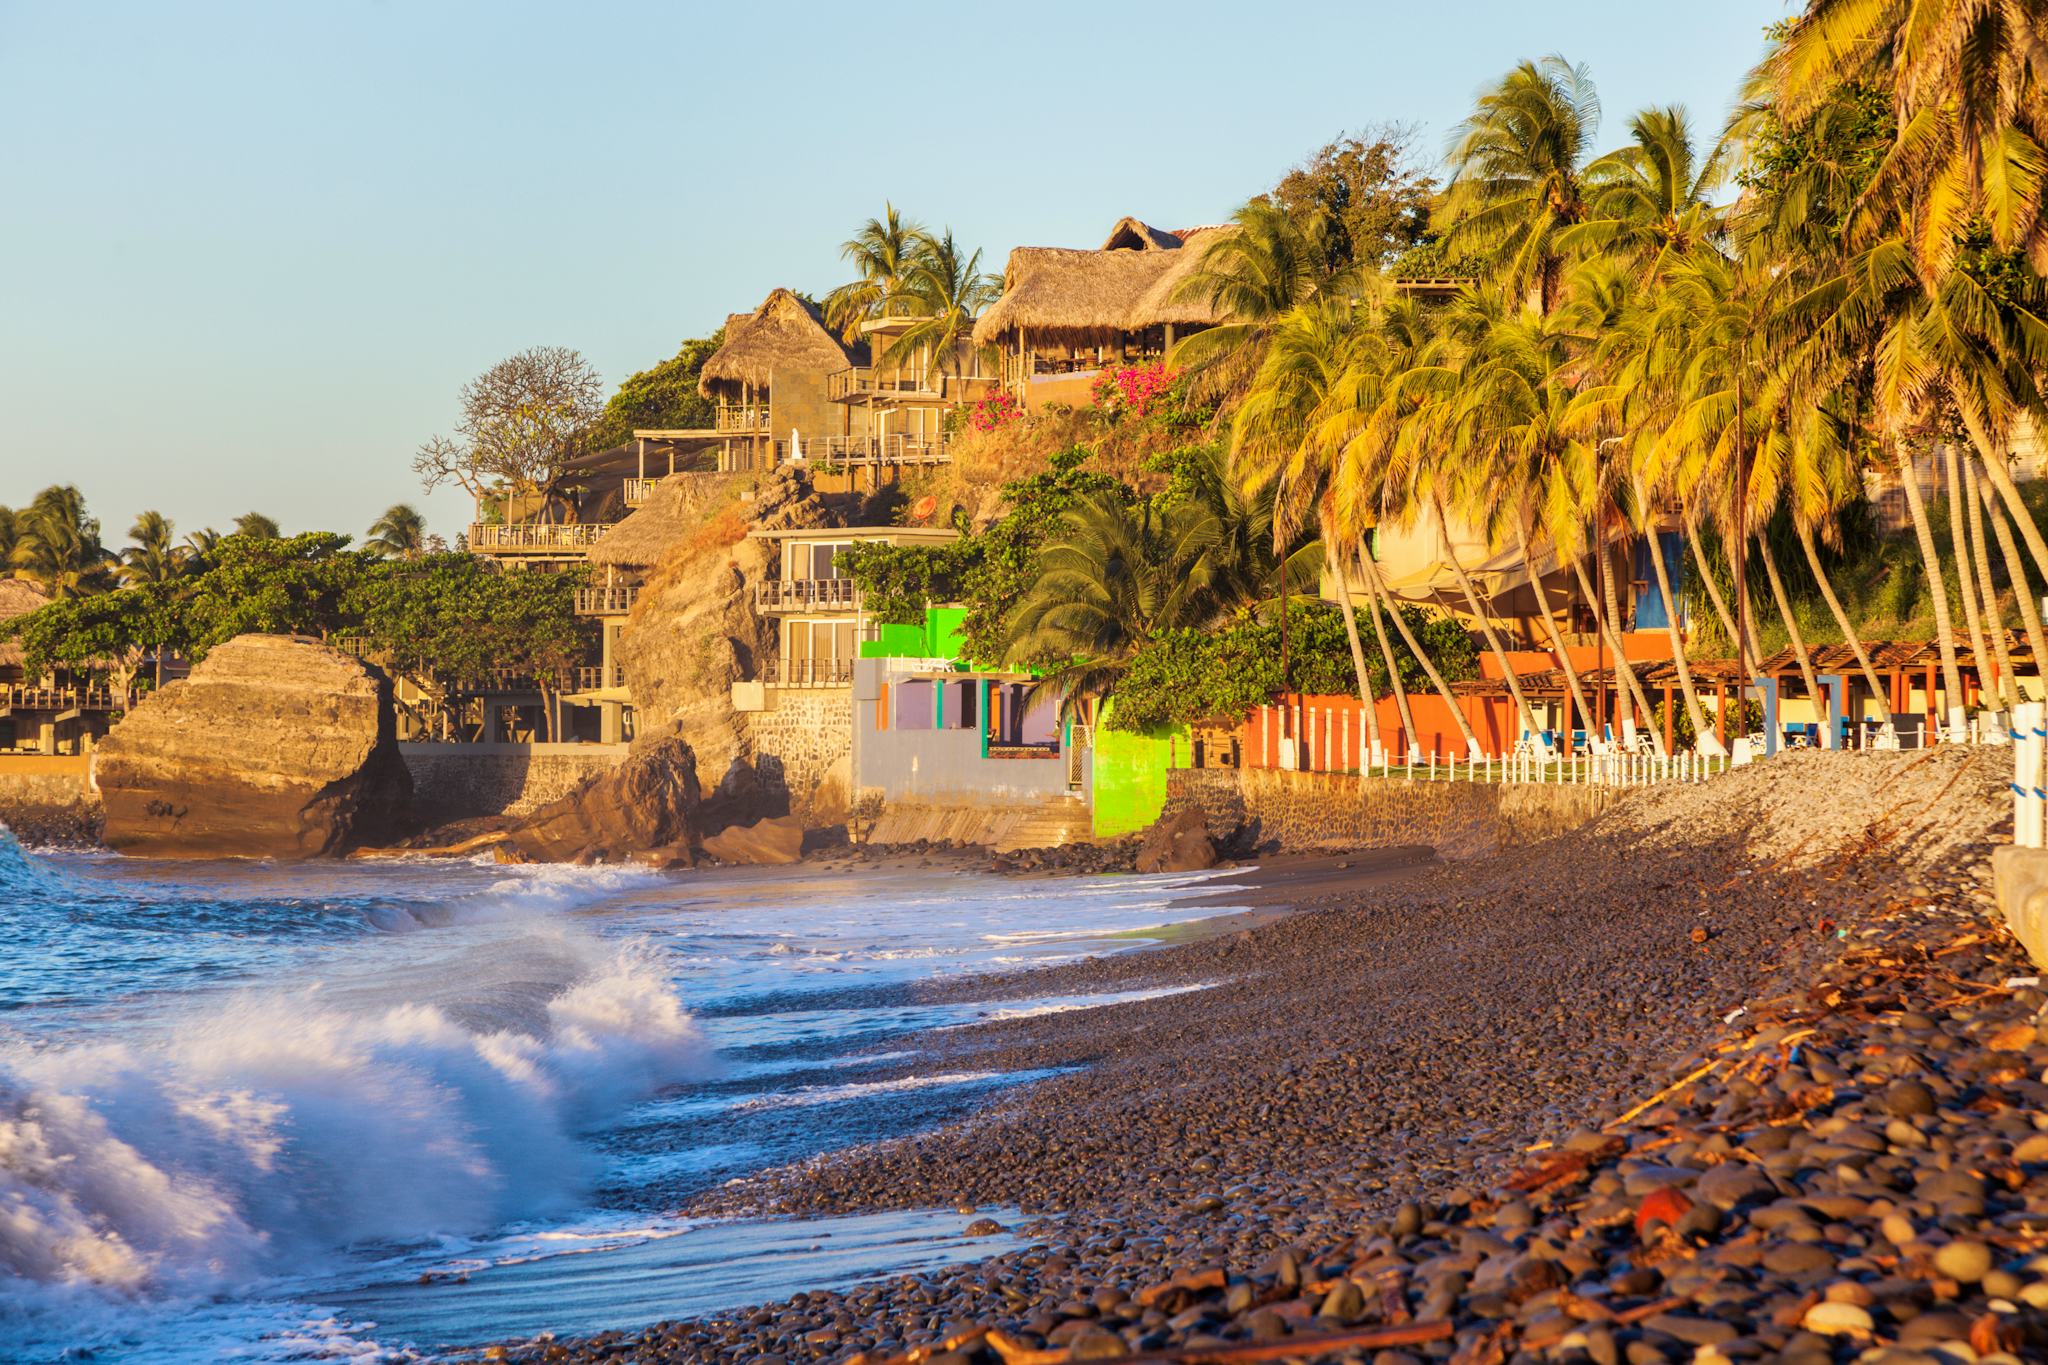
(1352, 543, 1417, 755)
(1959, 409, 2048, 586)
(1599, 533, 1638, 729)
(1944, 445, 1993, 712)
(1326, 544, 1385, 764)
(1796, 520, 1892, 725)
(1434, 492, 1539, 745)
(1358, 543, 1484, 755)
(1516, 518, 1596, 739)
(1896, 441, 1967, 737)
(1683, 515, 1744, 657)
(1758, 536, 1828, 746)
(1980, 472, 2048, 713)
(1636, 484, 1717, 751)
(1570, 554, 1664, 754)
(1966, 457, 2021, 709)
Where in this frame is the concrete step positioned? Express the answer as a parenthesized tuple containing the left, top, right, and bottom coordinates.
(990, 798, 1093, 854)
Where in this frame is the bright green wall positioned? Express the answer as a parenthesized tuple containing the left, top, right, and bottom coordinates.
(1092, 706, 1188, 838)
(927, 607, 968, 661)
(859, 623, 927, 659)
(858, 607, 971, 662)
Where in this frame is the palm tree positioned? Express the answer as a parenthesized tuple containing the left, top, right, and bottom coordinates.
(822, 203, 927, 342)
(1168, 199, 1349, 377)
(365, 503, 429, 560)
(9, 485, 115, 599)
(0, 506, 15, 565)
(233, 511, 281, 540)
(121, 510, 185, 585)
(1566, 105, 1726, 279)
(1964, 455, 2022, 710)
(183, 527, 222, 573)
(1442, 54, 1601, 313)
(879, 230, 1001, 383)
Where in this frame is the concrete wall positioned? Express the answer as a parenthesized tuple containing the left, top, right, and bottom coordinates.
(1091, 717, 1190, 838)
(0, 754, 100, 844)
(850, 662, 1068, 804)
(1163, 766, 1615, 861)
(403, 743, 628, 826)
(745, 689, 852, 824)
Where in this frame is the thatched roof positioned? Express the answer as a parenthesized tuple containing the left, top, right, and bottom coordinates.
(973, 223, 1240, 347)
(0, 579, 50, 669)
(588, 473, 737, 569)
(698, 289, 851, 396)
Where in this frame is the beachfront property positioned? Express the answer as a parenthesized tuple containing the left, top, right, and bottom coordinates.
(0, 579, 124, 756)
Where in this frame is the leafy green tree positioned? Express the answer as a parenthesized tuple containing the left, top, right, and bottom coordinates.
(183, 527, 223, 574)
(1266, 125, 1436, 273)
(9, 485, 116, 599)
(2, 585, 185, 704)
(179, 532, 363, 654)
(1169, 199, 1352, 375)
(364, 504, 429, 560)
(585, 332, 724, 450)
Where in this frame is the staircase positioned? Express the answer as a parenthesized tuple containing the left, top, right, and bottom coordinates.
(990, 794, 1094, 853)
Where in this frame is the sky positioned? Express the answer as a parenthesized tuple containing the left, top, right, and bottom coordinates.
(0, 0, 1793, 546)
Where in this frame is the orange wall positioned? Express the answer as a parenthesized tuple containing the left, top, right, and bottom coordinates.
(1236, 691, 1526, 766)
(1477, 631, 1675, 681)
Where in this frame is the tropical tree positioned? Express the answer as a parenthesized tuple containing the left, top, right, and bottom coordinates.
(1168, 199, 1352, 376)
(1566, 105, 1727, 277)
(822, 203, 927, 342)
(414, 346, 606, 513)
(878, 229, 1001, 382)
(234, 511, 282, 540)
(183, 528, 223, 574)
(120, 511, 186, 585)
(9, 485, 115, 599)
(364, 503, 429, 560)
(1441, 55, 1601, 313)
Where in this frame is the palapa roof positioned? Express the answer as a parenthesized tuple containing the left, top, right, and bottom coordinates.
(0, 578, 50, 669)
(588, 476, 701, 569)
(698, 288, 851, 396)
(972, 220, 1238, 347)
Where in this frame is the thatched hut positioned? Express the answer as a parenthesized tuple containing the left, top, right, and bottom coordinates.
(972, 219, 1236, 406)
(0, 578, 49, 675)
(696, 289, 855, 470)
(588, 475, 716, 574)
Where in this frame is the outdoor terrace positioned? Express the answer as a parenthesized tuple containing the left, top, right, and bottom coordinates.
(2, 684, 119, 713)
(574, 585, 641, 616)
(762, 657, 854, 687)
(827, 367, 940, 402)
(467, 523, 614, 555)
(786, 434, 948, 467)
(716, 405, 771, 433)
(755, 578, 858, 613)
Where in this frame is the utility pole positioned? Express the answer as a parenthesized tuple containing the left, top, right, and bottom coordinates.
(1734, 356, 1750, 750)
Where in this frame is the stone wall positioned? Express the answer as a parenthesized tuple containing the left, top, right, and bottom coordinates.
(404, 744, 629, 826)
(0, 757, 101, 845)
(1164, 767, 1616, 860)
(746, 691, 852, 826)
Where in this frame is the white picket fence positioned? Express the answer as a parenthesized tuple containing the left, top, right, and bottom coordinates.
(1359, 748, 1732, 788)
(2013, 700, 2046, 848)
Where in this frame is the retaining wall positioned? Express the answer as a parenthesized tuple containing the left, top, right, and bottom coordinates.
(404, 743, 628, 826)
(0, 755, 100, 844)
(746, 690, 853, 825)
(1164, 766, 1616, 860)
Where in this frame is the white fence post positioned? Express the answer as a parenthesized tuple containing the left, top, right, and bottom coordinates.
(2016, 701, 2046, 848)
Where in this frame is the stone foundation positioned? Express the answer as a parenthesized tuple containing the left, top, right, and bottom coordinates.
(404, 743, 630, 827)
(746, 691, 852, 826)
(0, 757, 100, 846)
(1164, 767, 1616, 860)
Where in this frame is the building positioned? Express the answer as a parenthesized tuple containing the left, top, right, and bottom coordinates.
(0, 580, 122, 755)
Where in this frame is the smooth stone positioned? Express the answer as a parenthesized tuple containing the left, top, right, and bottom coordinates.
(1884, 1081, 1938, 1117)
(1802, 1301, 1875, 1336)
(1933, 1240, 1993, 1284)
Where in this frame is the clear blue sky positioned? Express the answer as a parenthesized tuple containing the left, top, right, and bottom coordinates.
(0, 0, 1792, 545)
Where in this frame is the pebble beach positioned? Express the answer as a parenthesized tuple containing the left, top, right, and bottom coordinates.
(516, 747, 2048, 1365)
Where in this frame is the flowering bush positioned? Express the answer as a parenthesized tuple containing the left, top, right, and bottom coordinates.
(1090, 361, 1182, 420)
(964, 389, 1022, 433)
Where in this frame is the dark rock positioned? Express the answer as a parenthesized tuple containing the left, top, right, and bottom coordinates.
(700, 814, 805, 865)
(504, 731, 700, 864)
(1135, 806, 1218, 875)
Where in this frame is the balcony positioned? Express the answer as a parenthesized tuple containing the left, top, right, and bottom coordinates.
(575, 663, 627, 693)
(827, 367, 942, 402)
(716, 405, 771, 434)
(782, 433, 949, 467)
(575, 585, 641, 616)
(755, 578, 859, 613)
(2, 684, 120, 714)
(468, 522, 613, 555)
(763, 657, 855, 688)
(623, 477, 656, 507)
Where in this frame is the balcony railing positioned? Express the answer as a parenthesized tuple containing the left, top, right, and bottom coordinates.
(623, 477, 655, 507)
(763, 657, 855, 687)
(755, 578, 859, 612)
(574, 663, 626, 692)
(827, 367, 942, 402)
(782, 434, 949, 467)
(575, 585, 641, 616)
(468, 523, 613, 553)
(716, 405, 771, 433)
(2, 684, 120, 713)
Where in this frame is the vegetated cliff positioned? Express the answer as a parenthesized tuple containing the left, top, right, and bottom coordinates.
(95, 634, 414, 858)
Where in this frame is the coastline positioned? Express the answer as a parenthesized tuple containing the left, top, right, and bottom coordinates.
(507, 748, 2029, 1364)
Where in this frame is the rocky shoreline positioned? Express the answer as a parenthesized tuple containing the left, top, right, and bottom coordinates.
(500, 748, 2047, 1365)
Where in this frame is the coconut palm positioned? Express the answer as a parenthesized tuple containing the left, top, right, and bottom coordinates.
(879, 229, 1001, 383)
(1565, 105, 1727, 279)
(1964, 454, 2021, 709)
(233, 511, 281, 540)
(822, 203, 927, 342)
(1442, 55, 1601, 313)
(9, 485, 116, 599)
(120, 510, 185, 585)
(183, 528, 222, 573)
(365, 503, 430, 560)
(1167, 199, 1350, 377)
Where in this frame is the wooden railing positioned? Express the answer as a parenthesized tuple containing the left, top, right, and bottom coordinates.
(784, 434, 949, 467)
(574, 585, 640, 616)
(716, 405, 771, 433)
(3, 684, 119, 713)
(574, 663, 625, 692)
(763, 657, 855, 687)
(755, 578, 859, 612)
(468, 523, 613, 553)
(623, 477, 656, 507)
(827, 367, 940, 401)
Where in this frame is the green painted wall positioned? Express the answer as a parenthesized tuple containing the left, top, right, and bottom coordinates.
(859, 623, 927, 659)
(927, 607, 968, 661)
(858, 607, 972, 663)
(1092, 705, 1188, 838)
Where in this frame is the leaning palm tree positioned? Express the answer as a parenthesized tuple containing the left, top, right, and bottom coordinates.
(1167, 199, 1350, 377)
(365, 503, 429, 560)
(822, 203, 927, 343)
(233, 511, 281, 540)
(880, 230, 1001, 383)
(121, 510, 185, 585)
(9, 485, 116, 599)
(183, 527, 222, 573)
(1565, 104, 1726, 280)
(1441, 54, 1602, 313)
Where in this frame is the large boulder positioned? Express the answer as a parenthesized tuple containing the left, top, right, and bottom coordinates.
(504, 731, 701, 865)
(699, 814, 804, 865)
(1135, 805, 1220, 875)
(96, 635, 414, 858)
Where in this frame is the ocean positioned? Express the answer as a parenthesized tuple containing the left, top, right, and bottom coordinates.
(0, 832, 1226, 1362)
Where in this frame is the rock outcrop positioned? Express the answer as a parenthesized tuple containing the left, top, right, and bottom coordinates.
(1135, 804, 1219, 874)
(96, 635, 413, 858)
(503, 731, 701, 865)
(699, 814, 804, 865)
